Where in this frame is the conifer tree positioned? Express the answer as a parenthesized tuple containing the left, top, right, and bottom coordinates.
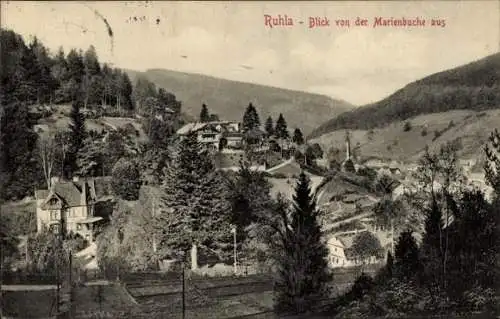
(265, 116, 274, 138)
(200, 103, 210, 122)
(273, 172, 331, 315)
(65, 98, 86, 178)
(157, 133, 233, 260)
(275, 113, 289, 139)
(242, 103, 261, 132)
(292, 128, 305, 145)
(394, 229, 420, 280)
(420, 197, 444, 291)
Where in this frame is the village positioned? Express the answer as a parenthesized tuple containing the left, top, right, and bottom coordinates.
(2, 2, 499, 318)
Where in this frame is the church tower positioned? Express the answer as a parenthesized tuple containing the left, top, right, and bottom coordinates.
(345, 131, 351, 161)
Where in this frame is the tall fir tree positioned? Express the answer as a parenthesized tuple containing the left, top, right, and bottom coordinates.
(292, 128, 305, 145)
(200, 103, 210, 122)
(275, 113, 289, 139)
(242, 103, 261, 132)
(273, 172, 331, 315)
(65, 98, 86, 178)
(394, 229, 420, 280)
(120, 72, 134, 110)
(265, 116, 274, 138)
(156, 132, 233, 261)
(420, 197, 444, 291)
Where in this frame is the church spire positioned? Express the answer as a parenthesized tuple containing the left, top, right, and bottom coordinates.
(345, 131, 351, 160)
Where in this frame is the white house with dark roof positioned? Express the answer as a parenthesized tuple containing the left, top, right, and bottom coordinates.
(326, 236, 348, 268)
(176, 121, 242, 150)
(35, 176, 112, 241)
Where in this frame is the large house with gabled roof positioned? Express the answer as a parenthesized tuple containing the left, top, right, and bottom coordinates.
(35, 176, 113, 242)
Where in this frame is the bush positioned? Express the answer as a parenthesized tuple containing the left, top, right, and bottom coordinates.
(433, 129, 442, 140)
(403, 121, 412, 132)
(421, 128, 428, 136)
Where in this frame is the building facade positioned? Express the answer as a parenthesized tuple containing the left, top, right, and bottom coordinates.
(35, 176, 111, 242)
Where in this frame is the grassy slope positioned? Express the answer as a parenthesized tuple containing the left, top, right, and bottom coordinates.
(310, 52, 500, 139)
(310, 109, 500, 162)
(126, 69, 354, 135)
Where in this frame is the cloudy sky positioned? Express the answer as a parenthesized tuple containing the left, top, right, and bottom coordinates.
(2, 1, 499, 105)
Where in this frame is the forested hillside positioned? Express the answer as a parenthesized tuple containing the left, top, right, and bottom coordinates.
(127, 69, 354, 135)
(310, 52, 500, 139)
(0, 29, 180, 201)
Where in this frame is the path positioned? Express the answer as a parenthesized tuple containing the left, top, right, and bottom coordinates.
(265, 158, 295, 173)
(1, 285, 56, 291)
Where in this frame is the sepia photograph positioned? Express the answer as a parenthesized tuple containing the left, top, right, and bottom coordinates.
(1, 1, 499, 318)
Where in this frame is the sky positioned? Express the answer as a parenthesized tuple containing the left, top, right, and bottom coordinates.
(2, 1, 499, 105)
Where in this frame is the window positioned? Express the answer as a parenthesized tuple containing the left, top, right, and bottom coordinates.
(50, 211, 59, 220)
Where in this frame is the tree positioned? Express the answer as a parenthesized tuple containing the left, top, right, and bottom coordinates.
(394, 229, 420, 280)
(200, 103, 210, 122)
(305, 143, 323, 166)
(77, 138, 105, 177)
(66, 99, 86, 178)
(372, 173, 401, 253)
(38, 134, 57, 189)
(273, 172, 331, 315)
(0, 101, 39, 200)
(26, 229, 68, 276)
(66, 49, 85, 99)
(414, 142, 463, 292)
(351, 231, 383, 264)
(484, 128, 500, 194)
(111, 158, 141, 200)
(134, 77, 157, 114)
(275, 113, 289, 139)
(83, 45, 101, 76)
(0, 214, 19, 268)
(119, 72, 134, 110)
(242, 103, 260, 132)
(292, 128, 305, 145)
(265, 116, 274, 138)
(227, 161, 274, 239)
(156, 133, 233, 261)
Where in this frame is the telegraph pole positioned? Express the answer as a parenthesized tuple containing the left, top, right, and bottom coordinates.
(182, 252, 186, 319)
(55, 235, 60, 316)
(232, 226, 237, 274)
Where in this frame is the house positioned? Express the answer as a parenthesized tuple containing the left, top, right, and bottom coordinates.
(222, 131, 244, 149)
(176, 121, 242, 150)
(326, 236, 348, 268)
(35, 176, 112, 242)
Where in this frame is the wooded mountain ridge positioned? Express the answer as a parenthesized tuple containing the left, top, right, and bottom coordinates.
(309, 52, 500, 139)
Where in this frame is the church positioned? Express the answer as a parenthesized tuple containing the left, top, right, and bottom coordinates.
(341, 131, 356, 173)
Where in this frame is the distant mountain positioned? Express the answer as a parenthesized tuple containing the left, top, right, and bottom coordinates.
(310, 109, 500, 164)
(126, 69, 353, 135)
(309, 53, 500, 139)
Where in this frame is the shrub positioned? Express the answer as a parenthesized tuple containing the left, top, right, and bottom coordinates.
(433, 129, 442, 140)
(403, 121, 412, 132)
(421, 128, 428, 136)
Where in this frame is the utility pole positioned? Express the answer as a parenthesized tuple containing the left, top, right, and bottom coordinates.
(55, 235, 60, 316)
(232, 226, 237, 274)
(152, 196, 157, 253)
(182, 253, 186, 319)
